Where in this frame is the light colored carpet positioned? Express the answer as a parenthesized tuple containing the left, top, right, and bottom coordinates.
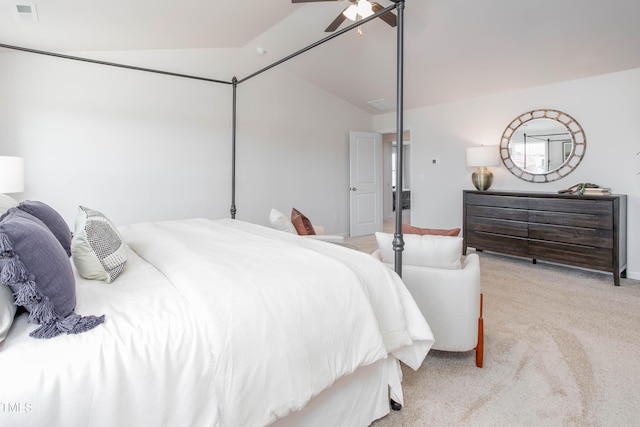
(368, 250, 640, 427)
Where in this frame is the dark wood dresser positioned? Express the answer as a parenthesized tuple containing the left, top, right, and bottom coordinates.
(463, 190, 627, 285)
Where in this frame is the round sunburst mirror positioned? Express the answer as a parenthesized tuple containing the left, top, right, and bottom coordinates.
(499, 109, 586, 183)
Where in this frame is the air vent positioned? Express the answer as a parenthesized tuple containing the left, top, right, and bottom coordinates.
(367, 98, 395, 112)
(13, 3, 39, 22)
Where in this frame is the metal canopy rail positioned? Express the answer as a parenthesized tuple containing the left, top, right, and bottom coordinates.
(0, 0, 407, 274)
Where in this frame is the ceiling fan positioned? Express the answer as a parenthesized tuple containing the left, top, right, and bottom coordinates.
(292, 0, 397, 33)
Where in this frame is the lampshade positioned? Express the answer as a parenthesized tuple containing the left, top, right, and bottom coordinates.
(466, 146, 498, 167)
(343, 0, 374, 21)
(0, 156, 25, 193)
(357, 0, 374, 18)
(343, 4, 358, 20)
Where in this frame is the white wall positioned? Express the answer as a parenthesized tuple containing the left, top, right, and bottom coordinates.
(0, 48, 372, 234)
(374, 67, 640, 278)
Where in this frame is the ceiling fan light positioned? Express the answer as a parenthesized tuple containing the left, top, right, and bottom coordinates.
(357, 0, 374, 18)
(343, 4, 358, 21)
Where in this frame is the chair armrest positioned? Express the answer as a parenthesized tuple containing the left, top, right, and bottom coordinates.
(305, 234, 345, 244)
(386, 253, 481, 352)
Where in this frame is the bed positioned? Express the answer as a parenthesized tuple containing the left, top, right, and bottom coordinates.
(0, 214, 433, 427)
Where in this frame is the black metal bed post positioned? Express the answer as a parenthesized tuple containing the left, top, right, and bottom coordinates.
(392, 0, 405, 276)
(230, 76, 238, 219)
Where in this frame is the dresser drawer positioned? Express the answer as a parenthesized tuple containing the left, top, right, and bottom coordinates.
(528, 223, 613, 248)
(528, 240, 613, 271)
(528, 197, 612, 215)
(466, 216, 527, 237)
(467, 205, 528, 222)
(466, 231, 528, 256)
(528, 210, 612, 229)
(466, 193, 528, 209)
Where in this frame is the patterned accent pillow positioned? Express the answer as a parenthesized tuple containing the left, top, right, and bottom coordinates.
(291, 208, 316, 236)
(17, 200, 73, 256)
(0, 209, 104, 339)
(71, 206, 127, 283)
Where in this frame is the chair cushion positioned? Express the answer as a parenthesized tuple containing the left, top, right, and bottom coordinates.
(269, 208, 297, 234)
(375, 232, 462, 269)
(291, 208, 316, 236)
(402, 224, 460, 236)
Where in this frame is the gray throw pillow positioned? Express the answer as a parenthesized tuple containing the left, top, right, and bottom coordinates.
(0, 209, 104, 339)
(17, 200, 72, 257)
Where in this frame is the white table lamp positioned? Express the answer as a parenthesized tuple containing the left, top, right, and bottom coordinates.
(466, 146, 497, 191)
(0, 156, 25, 193)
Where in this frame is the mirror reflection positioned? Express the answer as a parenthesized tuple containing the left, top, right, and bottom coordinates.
(508, 118, 572, 174)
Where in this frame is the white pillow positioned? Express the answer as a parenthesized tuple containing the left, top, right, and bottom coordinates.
(375, 232, 462, 269)
(0, 284, 17, 343)
(269, 208, 297, 234)
(0, 194, 19, 216)
(71, 206, 127, 283)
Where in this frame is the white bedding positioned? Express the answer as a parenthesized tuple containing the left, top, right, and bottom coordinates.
(0, 218, 433, 427)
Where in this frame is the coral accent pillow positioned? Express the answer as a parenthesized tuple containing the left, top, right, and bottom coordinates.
(291, 208, 316, 236)
(402, 224, 461, 237)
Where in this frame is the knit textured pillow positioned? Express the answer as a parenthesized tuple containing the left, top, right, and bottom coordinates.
(71, 206, 127, 283)
(0, 209, 105, 339)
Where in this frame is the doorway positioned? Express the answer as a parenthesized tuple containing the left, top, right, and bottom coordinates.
(382, 131, 411, 221)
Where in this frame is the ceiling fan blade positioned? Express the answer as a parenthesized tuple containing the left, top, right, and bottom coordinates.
(292, 0, 338, 3)
(325, 7, 349, 32)
(371, 2, 397, 27)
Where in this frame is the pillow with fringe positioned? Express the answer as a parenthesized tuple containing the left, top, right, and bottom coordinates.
(0, 209, 104, 339)
(71, 206, 127, 283)
(17, 200, 72, 257)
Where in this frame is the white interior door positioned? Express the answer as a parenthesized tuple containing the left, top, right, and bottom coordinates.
(349, 131, 382, 237)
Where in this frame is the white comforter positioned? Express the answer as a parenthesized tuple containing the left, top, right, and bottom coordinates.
(0, 218, 433, 427)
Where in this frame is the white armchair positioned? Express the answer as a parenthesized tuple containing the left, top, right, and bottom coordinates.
(374, 232, 483, 367)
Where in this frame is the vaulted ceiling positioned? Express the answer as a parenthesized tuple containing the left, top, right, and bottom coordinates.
(1, 0, 640, 113)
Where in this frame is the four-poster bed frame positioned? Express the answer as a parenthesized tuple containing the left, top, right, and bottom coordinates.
(0, 0, 407, 275)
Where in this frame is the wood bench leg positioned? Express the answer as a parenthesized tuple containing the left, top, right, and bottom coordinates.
(476, 293, 484, 368)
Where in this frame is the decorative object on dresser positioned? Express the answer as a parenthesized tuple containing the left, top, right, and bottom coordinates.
(466, 145, 498, 191)
(499, 109, 586, 183)
(463, 190, 627, 286)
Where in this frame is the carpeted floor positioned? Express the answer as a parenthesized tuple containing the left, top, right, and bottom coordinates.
(369, 250, 640, 427)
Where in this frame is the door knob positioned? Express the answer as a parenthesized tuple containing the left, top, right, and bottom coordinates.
(350, 187, 358, 191)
